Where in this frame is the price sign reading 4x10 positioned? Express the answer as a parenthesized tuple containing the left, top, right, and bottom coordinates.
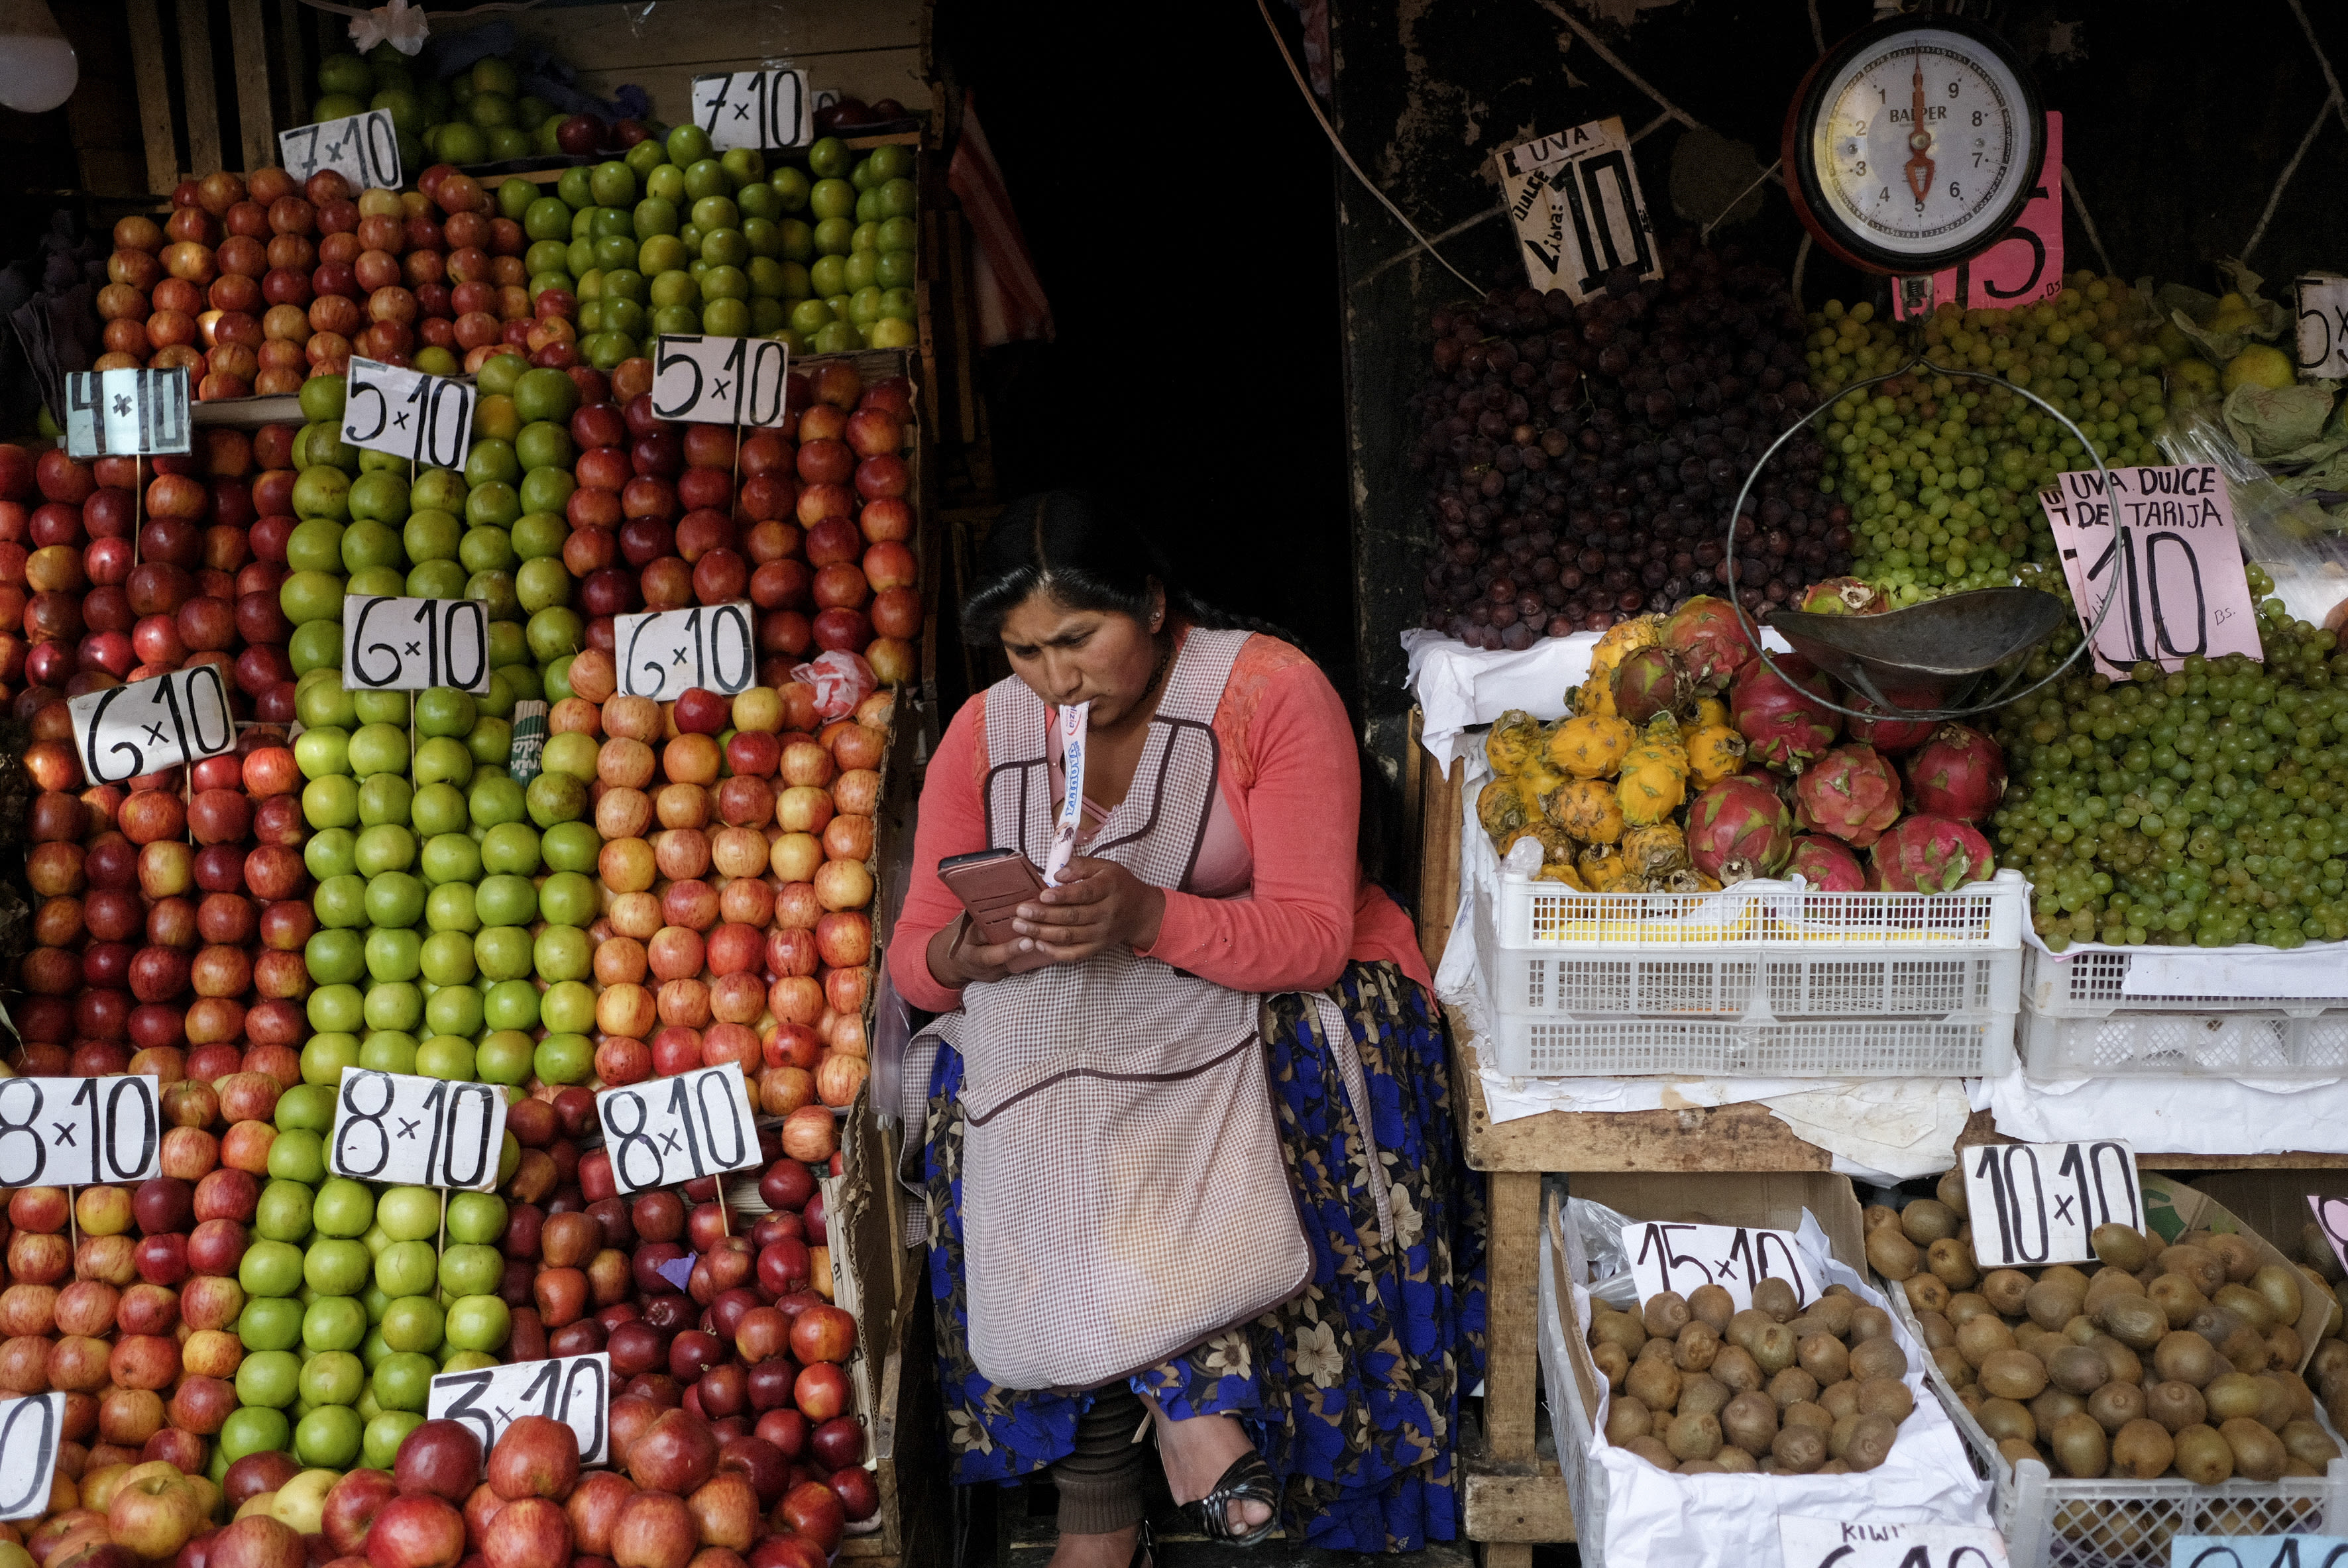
(650, 335, 789, 427)
(595, 1064, 759, 1197)
(1964, 1139, 2143, 1269)
(343, 596, 493, 693)
(341, 358, 475, 467)
(329, 1068, 508, 1192)
(68, 667, 235, 787)
(63, 368, 190, 459)
(0, 1077, 161, 1188)
(1620, 1221, 1816, 1312)
(691, 68, 811, 152)
(278, 107, 401, 190)
(616, 601, 757, 699)
(429, 1352, 608, 1463)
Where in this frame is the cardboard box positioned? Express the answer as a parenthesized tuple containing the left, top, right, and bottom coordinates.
(2138, 1172, 2332, 1371)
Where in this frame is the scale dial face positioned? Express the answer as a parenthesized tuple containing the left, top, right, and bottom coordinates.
(1787, 17, 2044, 275)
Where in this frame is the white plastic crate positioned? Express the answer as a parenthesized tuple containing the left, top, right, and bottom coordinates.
(1486, 869, 2027, 1078)
(2023, 940, 2348, 1019)
(2017, 1001, 2348, 1079)
(1886, 1290, 2348, 1568)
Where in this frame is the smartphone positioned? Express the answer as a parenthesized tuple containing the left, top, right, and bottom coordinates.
(938, 848, 1046, 944)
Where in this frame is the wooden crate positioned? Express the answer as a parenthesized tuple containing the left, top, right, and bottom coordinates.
(120, 0, 321, 194)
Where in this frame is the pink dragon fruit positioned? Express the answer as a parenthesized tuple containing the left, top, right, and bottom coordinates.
(1685, 775, 1794, 883)
(1660, 594, 1758, 691)
(1793, 577, 1887, 616)
(1787, 834, 1867, 891)
(1613, 645, 1690, 724)
(1793, 744, 1904, 848)
(1729, 653, 1842, 773)
(1870, 814, 1998, 893)
(1905, 724, 2009, 822)
(1846, 687, 1940, 754)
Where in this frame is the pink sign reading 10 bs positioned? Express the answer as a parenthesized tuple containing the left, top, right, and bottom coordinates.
(2035, 463, 2263, 680)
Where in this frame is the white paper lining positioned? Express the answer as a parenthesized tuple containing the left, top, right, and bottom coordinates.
(2025, 923, 2348, 1001)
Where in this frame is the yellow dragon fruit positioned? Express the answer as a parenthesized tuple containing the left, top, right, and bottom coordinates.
(1589, 614, 1665, 687)
(1577, 842, 1630, 892)
(1616, 755, 1688, 828)
(1512, 751, 1569, 816)
(1687, 723, 1749, 787)
(1484, 709, 1545, 777)
(1477, 778, 1528, 842)
(1549, 714, 1636, 779)
(1622, 822, 1690, 879)
(1534, 861, 1589, 891)
(1569, 679, 1616, 718)
(1692, 695, 1729, 728)
(1620, 712, 1690, 779)
(1498, 820, 1579, 865)
(1546, 777, 1624, 844)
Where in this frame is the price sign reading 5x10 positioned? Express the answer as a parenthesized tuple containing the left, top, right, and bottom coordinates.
(343, 596, 493, 693)
(1964, 1139, 2143, 1269)
(69, 667, 235, 787)
(596, 1064, 760, 1196)
(1620, 1220, 1815, 1312)
(0, 1077, 162, 1188)
(616, 601, 757, 699)
(651, 335, 790, 427)
(429, 1353, 608, 1463)
(329, 1068, 508, 1192)
(342, 358, 475, 467)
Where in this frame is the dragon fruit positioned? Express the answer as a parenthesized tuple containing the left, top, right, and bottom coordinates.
(1683, 775, 1794, 884)
(1787, 834, 1867, 891)
(1659, 594, 1758, 692)
(1871, 814, 1997, 893)
(1793, 744, 1904, 848)
(1793, 577, 1886, 616)
(1730, 653, 1842, 773)
(1846, 689, 1940, 754)
(1612, 644, 1689, 725)
(1905, 724, 2008, 822)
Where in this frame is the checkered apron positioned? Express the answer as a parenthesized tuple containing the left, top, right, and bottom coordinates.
(923, 627, 1312, 1391)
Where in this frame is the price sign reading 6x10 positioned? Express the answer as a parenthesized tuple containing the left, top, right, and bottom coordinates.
(616, 601, 757, 699)
(343, 596, 493, 693)
(68, 667, 236, 786)
(1964, 1139, 2143, 1269)
(429, 1352, 608, 1463)
(596, 1064, 759, 1196)
(329, 1068, 508, 1192)
(0, 1077, 162, 1188)
(341, 358, 475, 467)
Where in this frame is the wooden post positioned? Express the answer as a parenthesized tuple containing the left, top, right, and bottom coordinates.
(1483, 1169, 1541, 1463)
(274, 0, 307, 137)
(227, 0, 274, 172)
(176, 0, 223, 184)
(126, 0, 178, 196)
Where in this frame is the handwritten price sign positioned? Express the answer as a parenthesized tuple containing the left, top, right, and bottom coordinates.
(690, 69, 812, 152)
(69, 667, 236, 785)
(649, 335, 790, 427)
(2038, 465, 2263, 680)
(615, 602, 757, 699)
(1964, 1139, 2143, 1269)
(1494, 116, 1659, 303)
(1779, 1517, 2009, 1568)
(429, 1353, 608, 1463)
(1619, 1220, 1815, 1312)
(342, 359, 475, 467)
(63, 368, 190, 458)
(1892, 113, 2064, 321)
(279, 108, 400, 190)
(594, 1064, 760, 1197)
(0, 1396, 67, 1521)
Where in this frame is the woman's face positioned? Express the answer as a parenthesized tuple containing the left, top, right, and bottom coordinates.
(997, 589, 1163, 725)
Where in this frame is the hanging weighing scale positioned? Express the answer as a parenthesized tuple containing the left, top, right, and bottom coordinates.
(1736, 5, 2111, 720)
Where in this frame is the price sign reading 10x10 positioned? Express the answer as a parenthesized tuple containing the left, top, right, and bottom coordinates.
(68, 665, 236, 786)
(616, 602, 757, 699)
(329, 1068, 508, 1192)
(343, 596, 493, 693)
(596, 1064, 759, 1197)
(429, 1352, 608, 1463)
(0, 1076, 162, 1187)
(1963, 1139, 2143, 1269)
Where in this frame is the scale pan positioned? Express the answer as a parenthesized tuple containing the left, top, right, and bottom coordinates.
(1769, 587, 2069, 706)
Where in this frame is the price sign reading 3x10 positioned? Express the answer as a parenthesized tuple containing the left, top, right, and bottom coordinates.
(616, 602, 756, 699)
(329, 1068, 508, 1192)
(691, 69, 811, 151)
(69, 667, 235, 786)
(596, 1064, 759, 1196)
(344, 596, 493, 693)
(64, 368, 190, 458)
(1620, 1221, 1815, 1312)
(429, 1353, 608, 1463)
(0, 1395, 68, 1522)
(0, 1077, 162, 1187)
(651, 335, 789, 427)
(278, 107, 400, 190)
(342, 358, 475, 467)
(1964, 1139, 2143, 1269)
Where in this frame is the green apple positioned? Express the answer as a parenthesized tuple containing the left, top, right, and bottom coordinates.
(363, 921, 423, 978)
(302, 1034, 361, 1085)
(512, 512, 568, 563)
(424, 979, 485, 1040)
(479, 822, 541, 875)
(219, 1408, 292, 1463)
(313, 1178, 375, 1239)
(237, 1295, 300, 1351)
(534, 1034, 592, 1085)
(270, 1129, 328, 1185)
(357, 773, 413, 827)
(412, 783, 471, 838)
(286, 517, 347, 573)
(296, 1405, 364, 1469)
(377, 1187, 441, 1242)
(303, 777, 361, 831)
(296, 673, 358, 729)
(534, 929, 592, 985)
(308, 984, 366, 1035)
(483, 980, 540, 1032)
(527, 772, 588, 826)
(302, 1298, 367, 1355)
(348, 723, 410, 778)
(358, 1030, 418, 1074)
(408, 560, 467, 599)
(444, 1295, 511, 1353)
(242, 1239, 306, 1298)
(419, 929, 477, 987)
(354, 825, 416, 879)
(446, 1192, 506, 1245)
(276, 1084, 335, 1132)
(364, 1411, 424, 1470)
(355, 693, 408, 729)
(376, 1240, 438, 1298)
(475, 1030, 534, 1086)
(405, 509, 462, 563)
(362, 979, 423, 1033)
(256, 1180, 313, 1242)
(540, 821, 600, 875)
(425, 882, 480, 934)
(371, 1345, 437, 1408)
(437, 1244, 502, 1298)
(226, 1347, 292, 1404)
(306, 830, 359, 885)
(683, 159, 729, 202)
(415, 1034, 476, 1081)
(473, 926, 531, 983)
(413, 736, 474, 789)
(305, 1239, 372, 1296)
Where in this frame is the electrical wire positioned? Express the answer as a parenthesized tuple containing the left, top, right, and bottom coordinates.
(1253, 0, 1484, 295)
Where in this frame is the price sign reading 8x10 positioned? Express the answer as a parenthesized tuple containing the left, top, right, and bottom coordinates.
(329, 1068, 508, 1192)
(429, 1352, 608, 1463)
(596, 1064, 759, 1196)
(1964, 1139, 2143, 1269)
(650, 335, 789, 427)
(69, 666, 236, 786)
(341, 358, 475, 467)
(616, 602, 756, 699)
(343, 596, 493, 693)
(0, 1077, 162, 1188)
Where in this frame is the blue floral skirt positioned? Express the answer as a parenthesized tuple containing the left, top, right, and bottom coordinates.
(921, 961, 1486, 1552)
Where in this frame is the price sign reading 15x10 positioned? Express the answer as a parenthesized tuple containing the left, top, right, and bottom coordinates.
(341, 358, 475, 467)
(429, 1353, 608, 1463)
(1964, 1139, 2143, 1269)
(329, 1069, 508, 1192)
(616, 602, 756, 699)
(1620, 1221, 1815, 1312)
(69, 667, 235, 787)
(0, 1077, 162, 1187)
(344, 596, 493, 693)
(596, 1064, 759, 1196)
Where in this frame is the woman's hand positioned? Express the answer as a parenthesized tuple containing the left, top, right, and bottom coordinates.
(924, 915, 1054, 989)
(1007, 856, 1167, 965)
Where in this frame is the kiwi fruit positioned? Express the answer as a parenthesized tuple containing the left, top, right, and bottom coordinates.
(2047, 1344, 2111, 1396)
(1977, 1396, 2035, 1445)
(1936, 1166, 1969, 1216)
(1674, 1321, 1720, 1372)
(2012, 1321, 2056, 1359)
(2149, 1274, 2211, 1329)
(1792, 1332, 1847, 1387)
(1858, 1376, 1913, 1424)
(1622, 1434, 1677, 1471)
(2254, 1263, 2306, 1327)
(2161, 1245, 2228, 1297)
(2049, 1412, 2109, 1478)
(1771, 1425, 1826, 1473)
(1864, 1203, 1903, 1234)
(2025, 1278, 2086, 1331)
(1625, 1357, 1681, 1412)
(1591, 1308, 1648, 1355)
(1927, 1237, 1980, 1292)
(1930, 1346, 1976, 1389)
(1750, 1276, 1799, 1324)
(1903, 1274, 1952, 1314)
(1980, 1269, 2033, 1316)
(2314, 1338, 2348, 1385)
(1848, 1306, 1893, 1345)
(1783, 1311, 1834, 1342)
(1675, 1458, 1725, 1475)
(2091, 1223, 2152, 1272)
(1867, 1227, 1922, 1282)
(1752, 1323, 1798, 1377)
(1724, 1308, 1771, 1354)
(1960, 1315, 2025, 1374)
(1809, 1294, 1856, 1337)
(2223, 1416, 2288, 1481)
(2110, 1418, 2176, 1479)
(2257, 1374, 2299, 1431)
(2097, 1294, 2168, 1352)
(1848, 1337, 1909, 1383)
(1720, 1390, 1779, 1451)
(1686, 1282, 1735, 1333)
(1815, 1378, 1858, 1420)
(1710, 1344, 1762, 1394)
(1665, 1410, 1722, 1462)
(2146, 1379, 2208, 1433)
(2086, 1379, 2145, 1434)
(2272, 1368, 2317, 1422)
(1678, 1373, 1730, 1420)
(1901, 1199, 1959, 1246)
(2208, 1233, 2261, 1284)
(1915, 1310, 1956, 1351)
(2173, 1423, 2236, 1484)
(2214, 1283, 2278, 1335)
(1712, 1445, 1758, 1473)
(1766, 1367, 1819, 1411)
(1944, 1292, 1994, 1327)
(2154, 1329, 2219, 1387)
(2283, 1417, 2343, 1465)
(2271, 1323, 2305, 1371)
(1637, 1336, 1677, 1365)
(1643, 1291, 1693, 1339)
(2063, 1315, 2101, 1347)
(2301, 1224, 2347, 1283)
(1978, 1348, 2050, 1401)
(1593, 1341, 1630, 1390)
(2042, 1263, 2092, 1293)
(2221, 1324, 2273, 1376)
(1995, 1435, 2042, 1467)
(2030, 1386, 2088, 1431)
(1783, 1400, 1834, 1432)
(1651, 1406, 1676, 1439)
(1604, 1396, 1651, 1446)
